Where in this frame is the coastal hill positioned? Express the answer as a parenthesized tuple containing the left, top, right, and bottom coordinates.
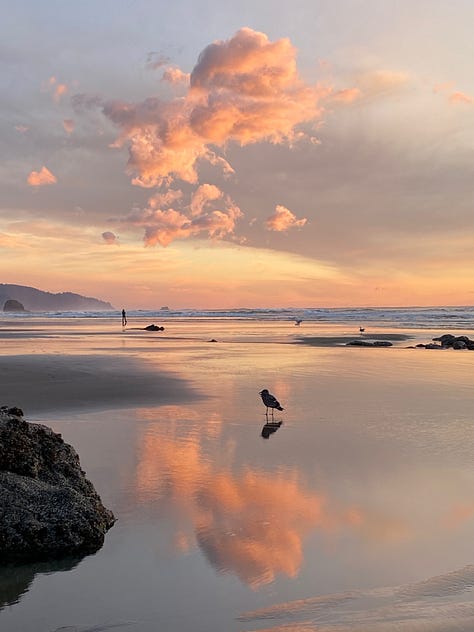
(0, 284, 114, 312)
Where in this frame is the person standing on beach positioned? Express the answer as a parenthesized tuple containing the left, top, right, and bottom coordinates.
(121, 309, 127, 327)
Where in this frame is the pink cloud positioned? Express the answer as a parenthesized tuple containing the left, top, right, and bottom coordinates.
(27, 166, 57, 187)
(449, 91, 474, 105)
(331, 87, 361, 103)
(102, 28, 330, 188)
(123, 184, 242, 246)
(102, 231, 119, 245)
(265, 205, 307, 232)
(63, 119, 75, 134)
(46, 76, 69, 102)
(162, 67, 190, 86)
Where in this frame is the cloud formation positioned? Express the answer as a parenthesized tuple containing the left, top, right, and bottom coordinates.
(102, 231, 119, 245)
(161, 67, 190, 86)
(27, 166, 57, 187)
(123, 184, 242, 246)
(265, 205, 307, 232)
(63, 118, 75, 134)
(46, 76, 69, 102)
(449, 91, 474, 105)
(102, 28, 330, 189)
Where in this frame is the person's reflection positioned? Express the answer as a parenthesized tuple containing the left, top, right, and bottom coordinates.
(261, 421, 282, 439)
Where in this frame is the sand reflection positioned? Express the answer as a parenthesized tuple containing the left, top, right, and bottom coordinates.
(134, 408, 366, 588)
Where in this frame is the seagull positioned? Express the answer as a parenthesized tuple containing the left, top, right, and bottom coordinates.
(259, 389, 284, 419)
(359, 326, 365, 333)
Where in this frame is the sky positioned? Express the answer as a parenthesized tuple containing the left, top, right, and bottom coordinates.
(1, 0, 474, 309)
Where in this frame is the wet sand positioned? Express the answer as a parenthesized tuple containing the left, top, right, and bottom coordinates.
(0, 353, 199, 414)
(2, 318, 474, 631)
(294, 332, 413, 346)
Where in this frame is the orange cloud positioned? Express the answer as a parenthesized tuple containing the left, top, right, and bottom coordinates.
(102, 28, 330, 189)
(162, 67, 190, 85)
(449, 91, 474, 105)
(265, 205, 307, 232)
(47, 76, 69, 102)
(331, 87, 361, 103)
(122, 184, 242, 246)
(63, 118, 75, 134)
(27, 166, 57, 187)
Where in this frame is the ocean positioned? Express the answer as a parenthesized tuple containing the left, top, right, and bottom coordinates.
(3, 305, 474, 329)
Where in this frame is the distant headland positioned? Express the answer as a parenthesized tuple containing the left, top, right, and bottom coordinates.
(0, 284, 114, 312)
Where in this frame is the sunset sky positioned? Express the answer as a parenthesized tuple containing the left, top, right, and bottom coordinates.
(1, 0, 474, 308)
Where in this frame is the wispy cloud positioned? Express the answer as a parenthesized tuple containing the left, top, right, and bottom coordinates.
(45, 76, 69, 102)
(449, 90, 474, 105)
(265, 205, 307, 232)
(63, 118, 75, 134)
(161, 67, 190, 86)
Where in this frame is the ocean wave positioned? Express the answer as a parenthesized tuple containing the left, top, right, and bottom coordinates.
(2, 306, 474, 329)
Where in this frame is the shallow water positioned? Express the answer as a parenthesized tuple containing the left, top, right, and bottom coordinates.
(2, 319, 474, 631)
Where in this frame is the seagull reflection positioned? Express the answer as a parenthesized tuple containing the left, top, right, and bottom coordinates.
(261, 421, 283, 439)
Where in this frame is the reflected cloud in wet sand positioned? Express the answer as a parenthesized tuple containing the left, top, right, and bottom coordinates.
(133, 408, 368, 588)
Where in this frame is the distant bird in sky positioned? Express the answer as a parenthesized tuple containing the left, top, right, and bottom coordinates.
(295, 319, 303, 326)
(259, 389, 284, 418)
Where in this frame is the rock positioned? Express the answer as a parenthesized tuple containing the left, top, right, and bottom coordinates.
(346, 339, 392, 347)
(432, 333, 457, 345)
(431, 334, 474, 350)
(424, 343, 443, 349)
(144, 324, 164, 331)
(346, 339, 374, 346)
(3, 299, 26, 312)
(0, 408, 115, 563)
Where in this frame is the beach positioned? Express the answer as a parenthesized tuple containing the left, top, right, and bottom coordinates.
(2, 315, 474, 631)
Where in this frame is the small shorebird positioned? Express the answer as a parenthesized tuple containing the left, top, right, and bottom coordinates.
(259, 389, 284, 419)
(359, 326, 365, 332)
(295, 319, 303, 326)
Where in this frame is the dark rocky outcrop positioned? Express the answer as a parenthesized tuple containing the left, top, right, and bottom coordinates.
(3, 299, 26, 312)
(415, 334, 474, 350)
(144, 324, 164, 331)
(0, 407, 115, 563)
(346, 339, 393, 347)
